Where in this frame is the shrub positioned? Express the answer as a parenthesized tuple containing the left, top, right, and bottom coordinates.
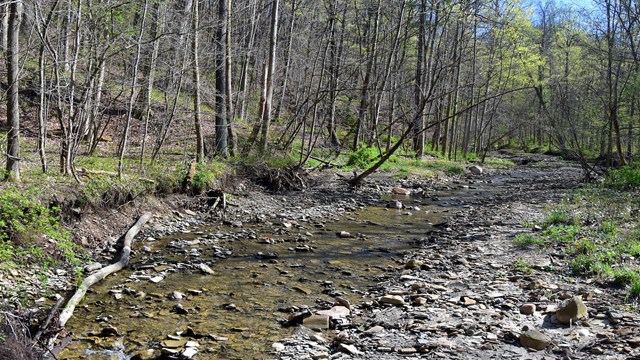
(347, 146, 380, 168)
(610, 269, 640, 287)
(605, 162, 640, 189)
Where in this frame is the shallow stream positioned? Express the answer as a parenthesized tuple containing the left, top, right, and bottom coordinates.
(59, 177, 508, 359)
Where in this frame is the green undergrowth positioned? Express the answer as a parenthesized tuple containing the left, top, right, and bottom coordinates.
(338, 145, 513, 178)
(513, 176, 640, 300)
(0, 158, 229, 282)
(0, 185, 82, 278)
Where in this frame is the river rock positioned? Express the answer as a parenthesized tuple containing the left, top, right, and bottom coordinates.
(338, 343, 360, 355)
(364, 325, 384, 335)
(182, 347, 198, 359)
(628, 337, 640, 347)
(272, 342, 285, 351)
(317, 306, 350, 319)
(161, 339, 187, 348)
(303, 314, 330, 329)
(404, 259, 423, 269)
(556, 296, 588, 324)
(198, 264, 215, 275)
(337, 231, 351, 238)
(387, 200, 403, 209)
(468, 165, 483, 175)
(392, 187, 411, 195)
(520, 303, 536, 315)
(380, 295, 405, 305)
(519, 329, 551, 350)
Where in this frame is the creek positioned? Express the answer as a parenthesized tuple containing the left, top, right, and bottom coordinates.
(59, 177, 506, 359)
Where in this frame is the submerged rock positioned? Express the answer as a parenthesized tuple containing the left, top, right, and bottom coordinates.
(303, 314, 330, 329)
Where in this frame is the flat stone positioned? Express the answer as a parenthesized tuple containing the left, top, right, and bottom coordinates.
(161, 339, 187, 348)
(520, 329, 551, 351)
(292, 286, 311, 295)
(182, 347, 198, 359)
(380, 295, 405, 305)
(311, 352, 329, 359)
(272, 342, 285, 351)
(556, 296, 588, 324)
(364, 325, 384, 335)
(398, 347, 417, 354)
(338, 343, 360, 355)
(198, 264, 215, 275)
(150, 276, 164, 283)
(520, 303, 536, 315)
(303, 314, 330, 329)
(628, 337, 640, 348)
(462, 297, 476, 306)
(317, 305, 350, 319)
(392, 187, 411, 195)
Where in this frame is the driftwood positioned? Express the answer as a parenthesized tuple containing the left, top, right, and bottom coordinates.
(33, 295, 64, 344)
(58, 212, 152, 328)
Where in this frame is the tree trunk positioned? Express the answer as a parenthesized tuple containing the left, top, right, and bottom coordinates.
(215, 0, 229, 156)
(259, 0, 280, 151)
(118, 0, 148, 178)
(225, 0, 236, 156)
(192, 0, 204, 162)
(4, 0, 22, 182)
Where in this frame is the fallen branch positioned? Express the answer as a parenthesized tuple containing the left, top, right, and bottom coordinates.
(33, 295, 64, 344)
(58, 212, 152, 328)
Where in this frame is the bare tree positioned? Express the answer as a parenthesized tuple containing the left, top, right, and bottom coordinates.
(4, 0, 22, 182)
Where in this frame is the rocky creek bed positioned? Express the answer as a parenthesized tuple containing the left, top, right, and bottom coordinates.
(4, 155, 640, 359)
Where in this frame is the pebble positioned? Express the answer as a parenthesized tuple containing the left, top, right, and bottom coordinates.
(520, 303, 536, 315)
(380, 295, 405, 305)
(520, 329, 551, 350)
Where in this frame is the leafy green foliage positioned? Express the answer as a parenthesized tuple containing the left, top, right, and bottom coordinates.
(0, 186, 79, 270)
(610, 269, 640, 287)
(347, 146, 382, 168)
(544, 209, 572, 226)
(605, 162, 640, 189)
(513, 257, 533, 274)
(0, 187, 69, 244)
(514, 233, 545, 247)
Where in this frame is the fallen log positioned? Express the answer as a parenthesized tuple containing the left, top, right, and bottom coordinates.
(58, 212, 152, 328)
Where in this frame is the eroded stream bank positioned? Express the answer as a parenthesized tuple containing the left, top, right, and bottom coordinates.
(58, 157, 640, 360)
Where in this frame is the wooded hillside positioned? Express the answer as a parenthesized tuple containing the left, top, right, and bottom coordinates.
(1, 0, 638, 180)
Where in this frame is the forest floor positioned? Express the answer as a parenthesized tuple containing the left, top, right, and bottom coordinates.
(2, 153, 640, 359)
